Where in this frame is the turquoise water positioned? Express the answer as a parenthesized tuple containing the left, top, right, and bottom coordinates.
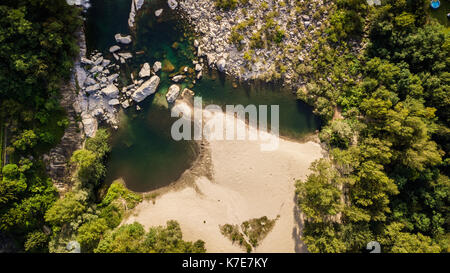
(85, 0, 320, 192)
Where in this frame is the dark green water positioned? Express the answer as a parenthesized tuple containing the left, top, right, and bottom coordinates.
(85, 0, 320, 192)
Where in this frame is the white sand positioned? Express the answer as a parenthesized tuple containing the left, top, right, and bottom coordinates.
(125, 105, 323, 252)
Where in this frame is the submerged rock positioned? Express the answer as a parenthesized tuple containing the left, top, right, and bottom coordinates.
(131, 75, 160, 102)
(166, 84, 180, 103)
(162, 59, 175, 73)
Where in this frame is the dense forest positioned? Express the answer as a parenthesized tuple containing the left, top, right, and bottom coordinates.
(296, 0, 449, 253)
(0, 0, 205, 253)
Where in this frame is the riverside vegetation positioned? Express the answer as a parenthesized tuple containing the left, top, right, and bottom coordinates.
(0, 0, 448, 253)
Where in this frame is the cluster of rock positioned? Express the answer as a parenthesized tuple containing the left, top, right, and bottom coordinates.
(66, 0, 91, 10)
(74, 31, 163, 138)
(179, 0, 326, 86)
(128, 0, 145, 28)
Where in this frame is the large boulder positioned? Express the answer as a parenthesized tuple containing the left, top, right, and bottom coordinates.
(81, 114, 98, 138)
(139, 63, 151, 78)
(166, 84, 180, 104)
(102, 84, 119, 98)
(85, 83, 100, 94)
(131, 75, 160, 102)
(114, 34, 132, 44)
(216, 58, 226, 72)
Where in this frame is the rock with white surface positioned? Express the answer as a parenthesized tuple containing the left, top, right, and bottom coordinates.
(166, 84, 180, 103)
(131, 75, 160, 102)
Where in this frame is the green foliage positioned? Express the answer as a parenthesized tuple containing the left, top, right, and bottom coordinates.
(24, 231, 49, 253)
(77, 218, 109, 253)
(71, 149, 105, 186)
(296, 159, 342, 223)
(100, 180, 142, 210)
(297, 0, 449, 253)
(214, 0, 238, 10)
(0, 0, 80, 252)
(70, 129, 111, 187)
(95, 221, 206, 253)
(44, 190, 87, 228)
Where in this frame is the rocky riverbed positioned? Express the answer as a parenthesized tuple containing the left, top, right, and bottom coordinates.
(179, 0, 329, 87)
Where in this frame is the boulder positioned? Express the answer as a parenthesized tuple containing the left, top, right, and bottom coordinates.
(81, 57, 93, 65)
(101, 59, 111, 67)
(216, 58, 226, 72)
(107, 73, 119, 83)
(155, 9, 163, 17)
(166, 84, 180, 103)
(172, 75, 185, 82)
(139, 63, 151, 78)
(131, 75, 160, 102)
(81, 114, 98, 138)
(153, 61, 162, 73)
(109, 45, 121, 53)
(84, 77, 97, 87)
(118, 52, 133, 60)
(93, 56, 103, 66)
(195, 64, 203, 71)
(85, 83, 100, 94)
(108, 99, 120, 106)
(101, 84, 119, 98)
(168, 0, 178, 10)
(114, 34, 132, 44)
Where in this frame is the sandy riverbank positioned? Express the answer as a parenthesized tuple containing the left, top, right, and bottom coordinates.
(124, 104, 323, 252)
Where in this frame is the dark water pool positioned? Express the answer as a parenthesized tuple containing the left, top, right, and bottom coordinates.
(85, 0, 321, 192)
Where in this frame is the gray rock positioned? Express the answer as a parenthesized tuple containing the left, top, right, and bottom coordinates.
(166, 84, 180, 103)
(216, 58, 226, 72)
(81, 114, 98, 138)
(172, 75, 185, 82)
(168, 0, 178, 9)
(93, 56, 103, 66)
(81, 57, 93, 65)
(155, 9, 163, 16)
(118, 52, 133, 60)
(101, 84, 119, 98)
(107, 73, 119, 82)
(108, 99, 120, 106)
(109, 45, 121, 53)
(102, 59, 111, 67)
(121, 100, 130, 109)
(114, 34, 132, 44)
(139, 63, 151, 78)
(153, 61, 162, 73)
(85, 83, 100, 94)
(195, 64, 203, 71)
(131, 75, 160, 102)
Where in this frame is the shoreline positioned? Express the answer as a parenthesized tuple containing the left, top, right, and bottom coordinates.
(123, 101, 324, 252)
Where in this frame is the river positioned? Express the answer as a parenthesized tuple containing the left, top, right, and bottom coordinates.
(84, 0, 321, 192)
